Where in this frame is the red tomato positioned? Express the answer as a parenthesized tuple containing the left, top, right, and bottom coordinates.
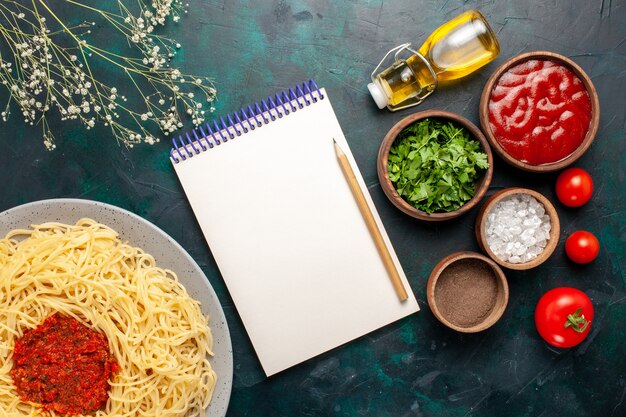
(565, 230, 600, 264)
(555, 168, 593, 207)
(535, 287, 593, 348)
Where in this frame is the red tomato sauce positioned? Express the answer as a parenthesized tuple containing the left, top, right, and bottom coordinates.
(488, 59, 592, 165)
(10, 313, 119, 415)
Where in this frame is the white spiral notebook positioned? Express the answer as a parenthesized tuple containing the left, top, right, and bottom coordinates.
(169, 80, 419, 376)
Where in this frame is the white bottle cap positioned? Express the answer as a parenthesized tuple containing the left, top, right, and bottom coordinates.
(367, 82, 389, 109)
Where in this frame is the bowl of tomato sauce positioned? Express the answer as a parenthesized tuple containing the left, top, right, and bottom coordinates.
(479, 51, 600, 172)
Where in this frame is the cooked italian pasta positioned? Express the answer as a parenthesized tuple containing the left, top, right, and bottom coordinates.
(0, 219, 217, 417)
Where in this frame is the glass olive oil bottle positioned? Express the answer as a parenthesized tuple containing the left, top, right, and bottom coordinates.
(368, 10, 500, 111)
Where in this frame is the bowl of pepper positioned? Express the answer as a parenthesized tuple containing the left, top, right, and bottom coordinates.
(377, 110, 494, 221)
(479, 51, 600, 172)
(427, 251, 509, 333)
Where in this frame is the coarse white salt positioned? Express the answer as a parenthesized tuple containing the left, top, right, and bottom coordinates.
(485, 193, 551, 263)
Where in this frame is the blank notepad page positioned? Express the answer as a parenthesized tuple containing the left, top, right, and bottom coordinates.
(172, 88, 419, 376)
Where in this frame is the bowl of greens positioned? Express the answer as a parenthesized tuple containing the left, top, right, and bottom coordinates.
(377, 110, 494, 221)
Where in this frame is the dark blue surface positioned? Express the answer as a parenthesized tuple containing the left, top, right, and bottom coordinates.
(1, 1, 625, 416)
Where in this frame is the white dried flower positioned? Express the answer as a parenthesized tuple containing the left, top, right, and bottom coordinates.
(0, 0, 216, 149)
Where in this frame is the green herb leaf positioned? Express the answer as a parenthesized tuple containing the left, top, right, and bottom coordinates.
(387, 118, 489, 213)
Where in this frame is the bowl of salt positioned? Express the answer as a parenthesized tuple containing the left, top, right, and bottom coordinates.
(475, 188, 560, 270)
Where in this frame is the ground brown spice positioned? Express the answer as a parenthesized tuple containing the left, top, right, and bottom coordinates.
(434, 258, 498, 328)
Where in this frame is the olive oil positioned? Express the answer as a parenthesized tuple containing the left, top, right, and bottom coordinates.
(419, 10, 500, 81)
(372, 54, 437, 108)
(368, 10, 500, 110)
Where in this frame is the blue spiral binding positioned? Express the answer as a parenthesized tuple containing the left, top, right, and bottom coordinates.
(170, 80, 324, 163)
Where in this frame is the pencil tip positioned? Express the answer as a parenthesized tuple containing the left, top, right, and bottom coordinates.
(332, 138, 337, 144)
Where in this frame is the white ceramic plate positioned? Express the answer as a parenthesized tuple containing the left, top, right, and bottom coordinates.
(0, 198, 233, 417)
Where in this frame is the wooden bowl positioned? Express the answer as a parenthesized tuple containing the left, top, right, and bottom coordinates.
(377, 110, 494, 221)
(479, 51, 600, 172)
(427, 251, 509, 333)
(475, 188, 560, 270)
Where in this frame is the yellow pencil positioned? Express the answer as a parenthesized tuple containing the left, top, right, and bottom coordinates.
(333, 138, 409, 302)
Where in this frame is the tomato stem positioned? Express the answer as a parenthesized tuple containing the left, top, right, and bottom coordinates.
(564, 308, 589, 333)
